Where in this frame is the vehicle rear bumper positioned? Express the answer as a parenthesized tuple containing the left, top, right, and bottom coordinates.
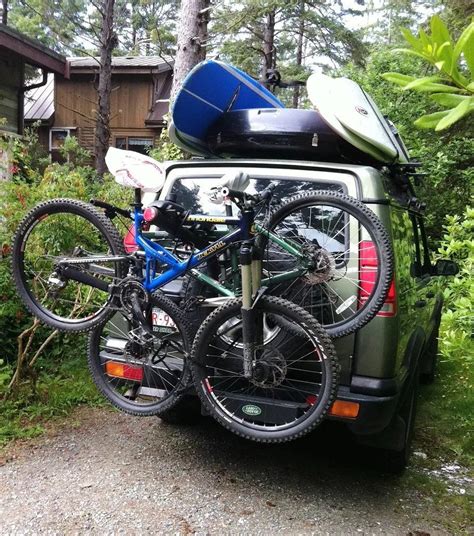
(328, 385, 399, 435)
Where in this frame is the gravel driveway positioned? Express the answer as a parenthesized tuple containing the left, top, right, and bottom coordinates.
(0, 407, 457, 534)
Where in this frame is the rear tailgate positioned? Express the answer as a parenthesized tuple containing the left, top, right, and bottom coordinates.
(158, 159, 382, 386)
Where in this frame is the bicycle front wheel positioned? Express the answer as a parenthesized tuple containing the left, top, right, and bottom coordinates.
(258, 191, 394, 338)
(12, 199, 127, 332)
(88, 292, 192, 416)
(191, 296, 339, 443)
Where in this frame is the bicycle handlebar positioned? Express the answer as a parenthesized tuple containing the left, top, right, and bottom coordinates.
(258, 182, 277, 202)
(221, 182, 277, 204)
(261, 69, 306, 89)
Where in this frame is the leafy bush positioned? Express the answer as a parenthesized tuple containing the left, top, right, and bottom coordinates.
(340, 51, 473, 244)
(0, 132, 134, 365)
(437, 206, 473, 363)
(0, 150, 132, 443)
(383, 16, 474, 130)
(416, 208, 473, 466)
(10, 123, 50, 182)
(58, 135, 93, 167)
(149, 117, 184, 161)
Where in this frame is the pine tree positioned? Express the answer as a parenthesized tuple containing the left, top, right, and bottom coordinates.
(95, 0, 118, 178)
(5, 1, 129, 176)
(119, 0, 178, 57)
(171, 0, 210, 101)
(1, 0, 8, 24)
(211, 0, 366, 95)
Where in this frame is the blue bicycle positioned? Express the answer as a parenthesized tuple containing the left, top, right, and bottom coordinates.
(12, 181, 344, 442)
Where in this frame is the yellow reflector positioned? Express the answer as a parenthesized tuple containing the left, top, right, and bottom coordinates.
(329, 400, 360, 419)
(106, 361, 124, 378)
(105, 361, 143, 381)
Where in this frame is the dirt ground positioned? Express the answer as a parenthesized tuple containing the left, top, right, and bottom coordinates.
(0, 406, 469, 535)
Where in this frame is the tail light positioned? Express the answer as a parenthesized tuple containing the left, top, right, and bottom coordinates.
(105, 361, 143, 382)
(359, 240, 396, 317)
(329, 400, 360, 419)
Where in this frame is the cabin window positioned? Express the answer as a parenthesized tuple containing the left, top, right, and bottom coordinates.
(115, 137, 154, 155)
(50, 128, 76, 151)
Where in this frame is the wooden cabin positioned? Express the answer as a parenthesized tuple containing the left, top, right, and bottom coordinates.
(0, 24, 67, 178)
(25, 56, 173, 162)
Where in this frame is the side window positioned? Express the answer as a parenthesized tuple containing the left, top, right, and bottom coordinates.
(411, 216, 431, 276)
(418, 218, 433, 273)
(114, 136, 154, 154)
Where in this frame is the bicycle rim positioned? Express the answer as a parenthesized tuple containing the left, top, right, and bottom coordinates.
(88, 294, 190, 415)
(14, 202, 124, 330)
(261, 192, 393, 337)
(191, 297, 338, 442)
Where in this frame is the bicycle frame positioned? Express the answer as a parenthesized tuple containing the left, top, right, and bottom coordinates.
(56, 190, 308, 300)
(135, 214, 308, 299)
(182, 221, 307, 297)
(133, 196, 258, 293)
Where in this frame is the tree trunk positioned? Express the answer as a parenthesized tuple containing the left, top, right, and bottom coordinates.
(292, 0, 305, 108)
(260, 10, 276, 82)
(1, 0, 8, 24)
(95, 0, 117, 178)
(171, 0, 210, 103)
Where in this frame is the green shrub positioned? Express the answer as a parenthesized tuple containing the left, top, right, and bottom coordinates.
(437, 206, 473, 363)
(58, 135, 93, 167)
(340, 50, 474, 244)
(382, 16, 474, 131)
(0, 153, 132, 444)
(10, 123, 50, 183)
(417, 207, 473, 464)
(149, 117, 184, 161)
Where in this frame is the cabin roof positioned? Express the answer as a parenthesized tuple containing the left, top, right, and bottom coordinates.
(0, 24, 68, 76)
(24, 62, 173, 125)
(24, 73, 55, 122)
(68, 56, 174, 74)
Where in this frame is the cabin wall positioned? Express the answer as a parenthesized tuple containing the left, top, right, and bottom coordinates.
(54, 72, 165, 154)
(0, 53, 22, 134)
(55, 73, 155, 128)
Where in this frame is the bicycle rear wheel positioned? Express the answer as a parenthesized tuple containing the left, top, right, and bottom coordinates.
(258, 191, 394, 338)
(88, 292, 192, 416)
(12, 199, 127, 332)
(191, 296, 339, 443)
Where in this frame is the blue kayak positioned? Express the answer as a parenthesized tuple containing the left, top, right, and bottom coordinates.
(171, 60, 284, 153)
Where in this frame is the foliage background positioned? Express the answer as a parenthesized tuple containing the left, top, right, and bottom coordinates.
(0, 134, 131, 444)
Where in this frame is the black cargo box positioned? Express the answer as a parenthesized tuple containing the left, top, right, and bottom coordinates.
(206, 108, 383, 166)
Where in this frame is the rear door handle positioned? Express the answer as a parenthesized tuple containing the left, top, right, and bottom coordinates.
(415, 300, 427, 308)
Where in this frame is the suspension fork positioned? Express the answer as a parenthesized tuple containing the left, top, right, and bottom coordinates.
(240, 241, 264, 379)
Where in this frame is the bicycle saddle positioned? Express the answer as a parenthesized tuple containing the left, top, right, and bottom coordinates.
(105, 147, 166, 192)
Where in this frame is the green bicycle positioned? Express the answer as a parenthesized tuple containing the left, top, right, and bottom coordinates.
(179, 187, 393, 339)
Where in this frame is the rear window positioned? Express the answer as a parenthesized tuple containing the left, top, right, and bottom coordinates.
(170, 176, 346, 256)
(170, 176, 342, 214)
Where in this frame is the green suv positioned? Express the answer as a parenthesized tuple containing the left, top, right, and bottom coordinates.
(149, 157, 455, 471)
